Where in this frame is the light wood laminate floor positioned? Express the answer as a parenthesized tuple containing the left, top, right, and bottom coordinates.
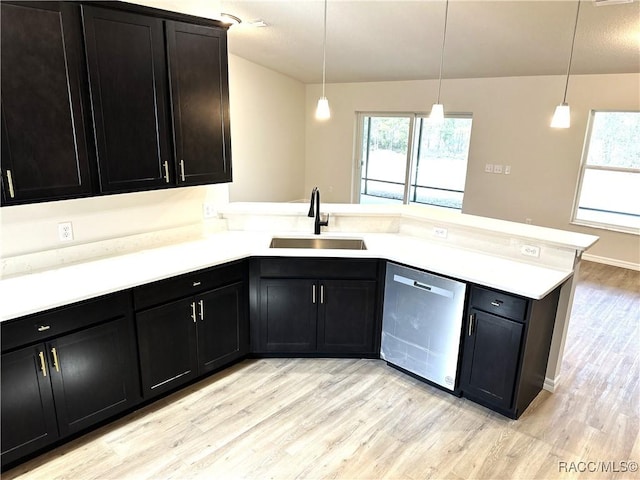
(4, 261, 639, 479)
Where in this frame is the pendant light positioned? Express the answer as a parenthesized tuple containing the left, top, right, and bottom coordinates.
(430, 0, 449, 124)
(315, 0, 330, 120)
(551, 0, 581, 129)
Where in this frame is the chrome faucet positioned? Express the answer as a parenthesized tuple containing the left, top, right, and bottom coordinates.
(308, 187, 329, 235)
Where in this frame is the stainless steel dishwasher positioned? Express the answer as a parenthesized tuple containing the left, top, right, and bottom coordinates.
(381, 262, 467, 392)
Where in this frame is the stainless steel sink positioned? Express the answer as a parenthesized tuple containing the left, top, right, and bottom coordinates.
(269, 237, 367, 250)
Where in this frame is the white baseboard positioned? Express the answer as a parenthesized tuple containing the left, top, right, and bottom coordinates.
(582, 253, 640, 271)
(543, 376, 557, 393)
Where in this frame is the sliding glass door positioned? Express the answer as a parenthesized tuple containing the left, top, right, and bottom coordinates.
(357, 113, 472, 209)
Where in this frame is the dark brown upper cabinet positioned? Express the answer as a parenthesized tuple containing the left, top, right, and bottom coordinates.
(81, 5, 173, 193)
(167, 21, 232, 185)
(0, 2, 93, 205)
(1, 2, 232, 204)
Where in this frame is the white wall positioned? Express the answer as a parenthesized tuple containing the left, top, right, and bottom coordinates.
(0, 54, 306, 259)
(305, 73, 640, 266)
(227, 55, 306, 202)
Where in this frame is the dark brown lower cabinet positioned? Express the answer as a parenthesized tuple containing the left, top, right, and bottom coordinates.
(1, 261, 249, 470)
(252, 258, 382, 356)
(459, 285, 561, 418)
(197, 282, 248, 372)
(1, 316, 140, 467)
(136, 281, 247, 399)
(318, 280, 377, 354)
(1, 345, 58, 466)
(136, 298, 199, 397)
(459, 309, 523, 411)
(258, 278, 317, 352)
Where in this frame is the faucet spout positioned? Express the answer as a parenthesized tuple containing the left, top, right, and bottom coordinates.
(308, 187, 328, 235)
(308, 187, 317, 218)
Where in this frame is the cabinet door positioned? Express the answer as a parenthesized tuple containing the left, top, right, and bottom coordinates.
(318, 280, 377, 354)
(460, 309, 523, 410)
(166, 21, 231, 185)
(1, 345, 58, 467)
(136, 298, 198, 398)
(197, 282, 246, 374)
(258, 279, 317, 352)
(82, 6, 172, 193)
(48, 317, 140, 436)
(1, 1, 92, 205)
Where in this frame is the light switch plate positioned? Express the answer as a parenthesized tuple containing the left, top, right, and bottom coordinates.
(484, 164, 493, 173)
(493, 164, 503, 174)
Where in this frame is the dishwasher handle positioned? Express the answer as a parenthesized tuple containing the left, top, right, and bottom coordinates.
(392, 274, 454, 299)
(413, 280, 432, 291)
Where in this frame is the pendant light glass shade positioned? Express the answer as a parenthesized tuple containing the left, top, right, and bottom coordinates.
(551, 103, 570, 129)
(316, 0, 330, 121)
(316, 97, 331, 120)
(429, 103, 445, 123)
(551, 1, 580, 129)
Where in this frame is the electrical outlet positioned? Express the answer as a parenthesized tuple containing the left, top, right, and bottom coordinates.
(525, 218, 533, 225)
(521, 244, 541, 258)
(484, 164, 493, 173)
(434, 227, 448, 239)
(202, 203, 217, 219)
(493, 164, 503, 174)
(504, 165, 511, 175)
(58, 222, 74, 242)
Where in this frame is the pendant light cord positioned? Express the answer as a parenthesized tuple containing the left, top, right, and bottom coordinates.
(436, 0, 449, 104)
(562, 0, 581, 103)
(321, 0, 327, 98)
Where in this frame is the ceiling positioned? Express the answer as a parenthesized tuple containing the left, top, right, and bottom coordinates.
(133, 0, 640, 84)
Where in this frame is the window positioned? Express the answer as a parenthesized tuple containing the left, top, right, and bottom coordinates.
(356, 113, 472, 209)
(573, 111, 640, 233)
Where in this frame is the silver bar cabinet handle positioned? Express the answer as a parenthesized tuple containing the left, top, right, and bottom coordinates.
(312, 285, 316, 304)
(320, 285, 324, 304)
(468, 314, 475, 337)
(190, 302, 197, 322)
(199, 300, 204, 320)
(163, 161, 170, 183)
(179, 160, 186, 182)
(6, 170, 15, 198)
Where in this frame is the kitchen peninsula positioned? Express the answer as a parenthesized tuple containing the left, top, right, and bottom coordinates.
(0, 203, 598, 467)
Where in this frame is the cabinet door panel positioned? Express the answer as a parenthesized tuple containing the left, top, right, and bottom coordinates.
(48, 317, 139, 436)
(1, 2, 92, 204)
(318, 280, 377, 354)
(197, 282, 245, 373)
(259, 279, 316, 352)
(166, 21, 231, 185)
(82, 6, 171, 192)
(1, 345, 58, 467)
(461, 309, 523, 410)
(136, 299, 198, 398)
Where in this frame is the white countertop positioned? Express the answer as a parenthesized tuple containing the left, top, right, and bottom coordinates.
(0, 230, 574, 322)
